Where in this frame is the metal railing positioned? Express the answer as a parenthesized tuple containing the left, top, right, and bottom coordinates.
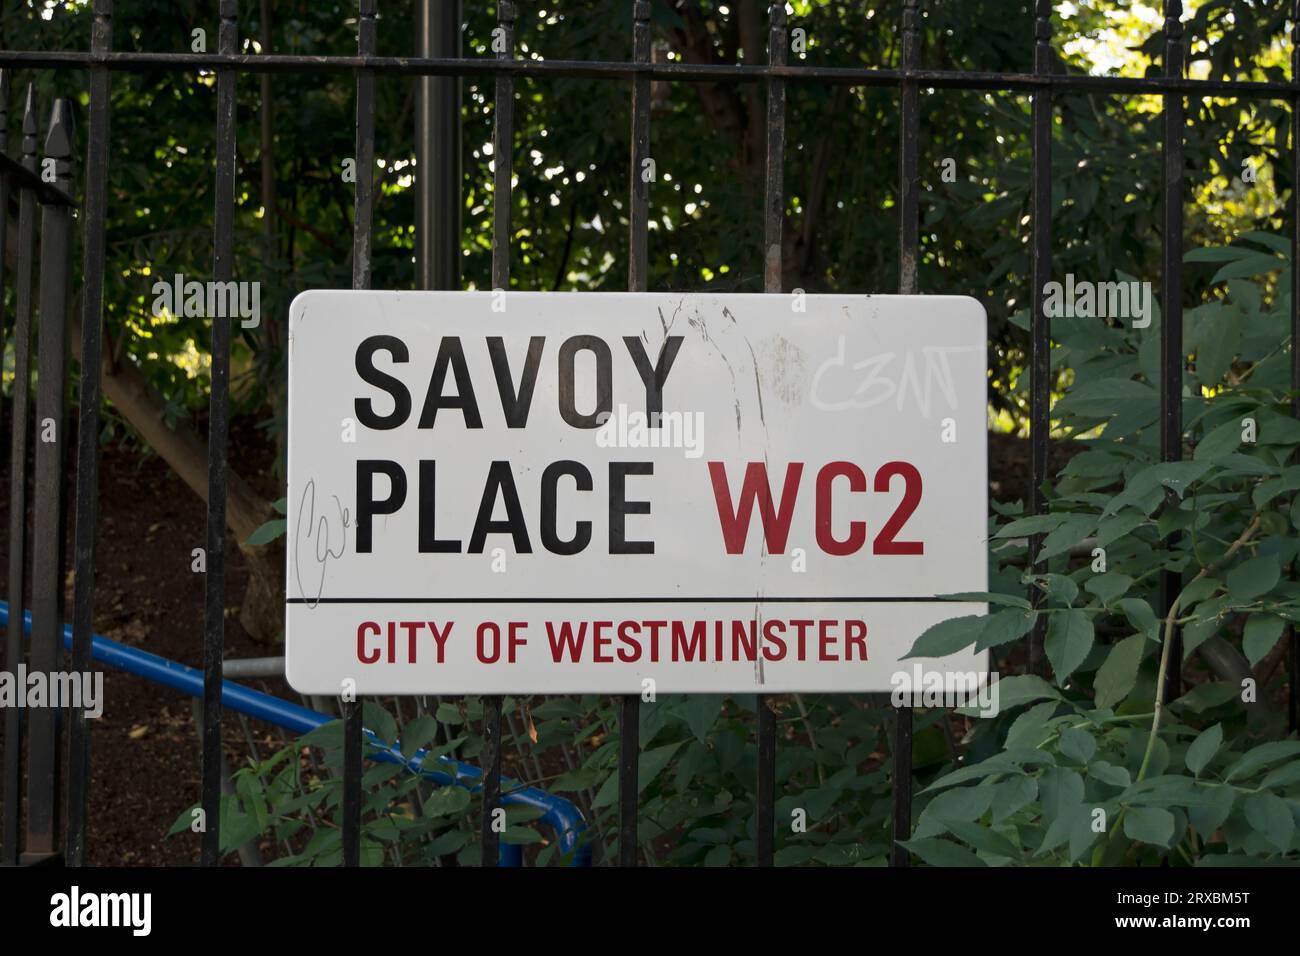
(0, 601, 592, 866)
(0, 0, 1297, 868)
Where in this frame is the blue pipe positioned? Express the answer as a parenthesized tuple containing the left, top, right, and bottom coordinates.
(0, 602, 591, 867)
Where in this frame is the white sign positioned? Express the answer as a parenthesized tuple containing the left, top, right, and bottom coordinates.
(284, 291, 988, 695)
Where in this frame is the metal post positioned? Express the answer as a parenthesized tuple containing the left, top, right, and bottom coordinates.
(0, 69, 8, 421)
(200, 0, 239, 867)
(481, 0, 514, 869)
(1028, 0, 1053, 679)
(343, 0, 379, 869)
(416, 0, 461, 291)
(3, 84, 38, 866)
(66, 0, 113, 867)
(1291, 0, 1300, 732)
(1160, 0, 1185, 703)
(26, 97, 75, 863)
(618, 0, 652, 868)
(755, 1, 786, 868)
(891, 0, 922, 869)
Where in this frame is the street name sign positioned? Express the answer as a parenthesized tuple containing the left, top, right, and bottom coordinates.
(285, 291, 988, 695)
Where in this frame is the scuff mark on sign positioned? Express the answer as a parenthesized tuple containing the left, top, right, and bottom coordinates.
(686, 302, 745, 434)
(761, 334, 809, 405)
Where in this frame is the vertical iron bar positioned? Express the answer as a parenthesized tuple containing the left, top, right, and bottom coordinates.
(898, 0, 920, 296)
(200, 0, 239, 867)
(1160, 0, 1185, 704)
(618, 0, 652, 868)
(344, 0, 378, 868)
(628, 0, 651, 292)
(480, 0, 514, 869)
(353, 1, 376, 292)
(66, 0, 112, 867)
(891, 0, 922, 869)
(1290, 0, 1300, 733)
(1028, 0, 1053, 679)
(0, 70, 8, 420)
(416, 0, 462, 291)
(2, 85, 38, 866)
(755, 0, 786, 869)
(616, 695, 639, 866)
(26, 98, 75, 862)
(491, 2, 514, 293)
(479, 697, 502, 865)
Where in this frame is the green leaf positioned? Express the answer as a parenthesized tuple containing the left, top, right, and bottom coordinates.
(1036, 767, 1085, 855)
(1054, 379, 1158, 419)
(425, 829, 470, 858)
(1261, 415, 1300, 447)
(1261, 761, 1300, 789)
(994, 513, 1074, 539)
(1210, 252, 1284, 284)
(975, 608, 1035, 651)
(703, 845, 731, 867)
(1251, 467, 1300, 509)
(1088, 761, 1131, 788)
(1093, 634, 1147, 709)
(1226, 554, 1281, 603)
(434, 703, 465, 726)
(363, 702, 398, 748)
(1124, 807, 1175, 847)
(1106, 461, 1212, 515)
(1237, 231, 1291, 254)
(1185, 245, 1257, 263)
(1058, 728, 1097, 765)
(1120, 775, 1222, 808)
(1243, 615, 1286, 666)
(637, 742, 684, 793)
(1039, 515, 1097, 560)
(1195, 418, 1248, 462)
(1188, 785, 1235, 837)
(1095, 513, 1147, 547)
(922, 748, 1056, 792)
(902, 614, 985, 659)
(422, 786, 472, 818)
(168, 804, 201, 837)
(245, 518, 287, 546)
(676, 695, 724, 744)
(1173, 681, 1240, 713)
(1117, 598, 1159, 640)
(1184, 723, 1223, 777)
(502, 825, 545, 846)
(399, 715, 440, 759)
(944, 819, 1023, 859)
(1225, 741, 1300, 782)
(1084, 573, 1134, 606)
(916, 786, 995, 838)
(1243, 792, 1294, 853)
(941, 591, 1032, 609)
(991, 776, 1038, 823)
(1004, 701, 1059, 749)
(978, 674, 1062, 715)
(1044, 609, 1094, 682)
(898, 837, 986, 867)
(1181, 576, 1222, 607)
(1042, 574, 1080, 606)
(1196, 314, 1239, 385)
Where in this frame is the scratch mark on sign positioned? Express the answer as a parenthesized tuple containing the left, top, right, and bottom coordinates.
(687, 303, 744, 434)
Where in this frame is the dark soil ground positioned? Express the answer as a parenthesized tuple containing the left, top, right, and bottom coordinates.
(0, 414, 292, 865)
(0, 419, 1061, 866)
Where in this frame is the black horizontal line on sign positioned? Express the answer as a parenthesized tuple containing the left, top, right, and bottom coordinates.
(285, 596, 961, 605)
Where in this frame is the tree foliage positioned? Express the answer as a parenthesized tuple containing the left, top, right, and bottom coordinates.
(6, 0, 1298, 864)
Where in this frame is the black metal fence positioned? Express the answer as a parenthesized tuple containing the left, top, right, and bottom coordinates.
(0, 0, 1297, 868)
